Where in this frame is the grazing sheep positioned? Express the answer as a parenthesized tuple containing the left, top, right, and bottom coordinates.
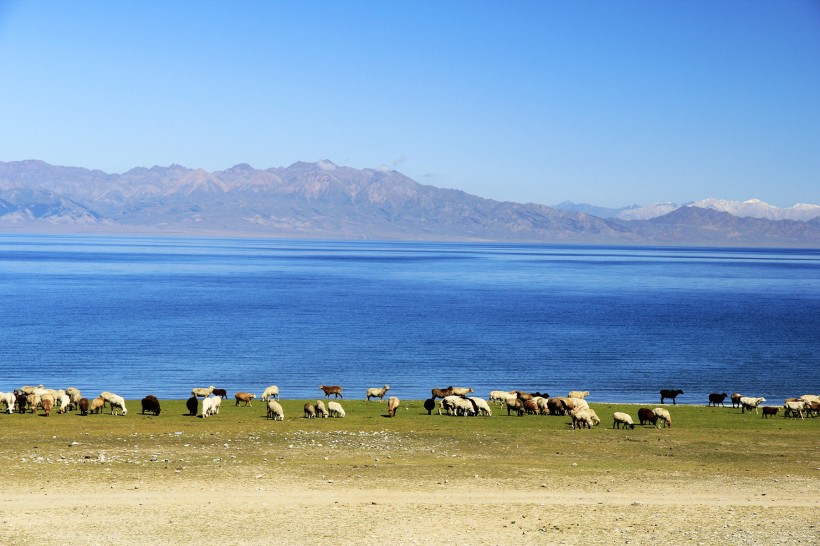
(303, 403, 317, 419)
(783, 400, 807, 420)
(41, 395, 53, 416)
(366, 385, 390, 402)
(141, 395, 161, 416)
(101, 392, 127, 416)
(571, 407, 600, 429)
(15, 393, 27, 414)
(212, 388, 228, 399)
(186, 395, 198, 416)
(567, 391, 590, 399)
(77, 397, 89, 416)
(19, 385, 43, 395)
(423, 398, 436, 415)
(638, 408, 658, 426)
(506, 397, 525, 417)
(451, 387, 474, 396)
(387, 396, 400, 417)
(522, 399, 540, 415)
(315, 400, 328, 418)
(191, 386, 216, 398)
(513, 390, 533, 401)
(467, 397, 492, 417)
(708, 393, 728, 407)
(439, 396, 474, 416)
(266, 400, 284, 420)
(65, 386, 81, 399)
(489, 390, 514, 405)
(430, 387, 454, 400)
(328, 401, 345, 418)
(546, 398, 566, 416)
(261, 385, 280, 401)
(534, 397, 549, 415)
(320, 385, 343, 399)
(203, 396, 221, 417)
(762, 406, 780, 418)
(730, 392, 743, 408)
(613, 412, 635, 429)
(653, 408, 672, 428)
(0, 392, 15, 413)
(560, 397, 589, 414)
(210, 396, 222, 415)
(234, 392, 256, 406)
(88, 396, 105, 414)
(740, 396, 766, 414)
(57, 393, 72, 413)
(26, 393, 41, 413)
(660, 389, 684, 405)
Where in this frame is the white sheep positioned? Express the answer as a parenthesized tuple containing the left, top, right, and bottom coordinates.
(201, 396, 218, 418)
(266, 400, 284, 420)
(101, 392, 127, 416)
(0, 391, 15, 413)
(468, 396, 492, 417)
(439, 395, 475, 416)
(571, 407, 600, 429)
(783, 399, 808, 419)
(191, 385, 216, 398)
(365, 385, 390, 402)
(489, 390, 514, 405)
(451, 387, 474, 396)
(799, 394, 819, 403)
(261, 385, 280, 401)
(57, 393, 72, 413)
(568, 390, 590, 399)
(612, 411, 635, 429)
(387, 396, 400, 417)
(315, 400, 328, 418)
(740, 396, 766, 414)
(328, 401, 346, 418)
(652, 407, 672, 428)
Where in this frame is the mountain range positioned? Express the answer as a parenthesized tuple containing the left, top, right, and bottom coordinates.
(0, 159, 818, 247)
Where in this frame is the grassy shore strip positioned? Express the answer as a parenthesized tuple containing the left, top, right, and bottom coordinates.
(1, 399, 817, 487)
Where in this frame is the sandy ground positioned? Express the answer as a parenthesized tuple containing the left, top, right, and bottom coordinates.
(1, 473, 817, 545)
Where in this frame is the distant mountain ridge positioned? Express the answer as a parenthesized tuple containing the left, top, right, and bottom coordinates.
(0, 160, 818, 247)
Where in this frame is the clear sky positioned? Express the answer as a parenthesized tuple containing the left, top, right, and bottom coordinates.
(1, 0, 818, 208)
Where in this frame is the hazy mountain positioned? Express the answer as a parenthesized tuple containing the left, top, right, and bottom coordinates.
(0, 160, 818, 247)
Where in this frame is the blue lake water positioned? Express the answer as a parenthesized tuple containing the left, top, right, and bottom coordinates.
(0, 235, 817, 404)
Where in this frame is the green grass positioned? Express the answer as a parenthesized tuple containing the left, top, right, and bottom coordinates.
(1, 399, 816, 488)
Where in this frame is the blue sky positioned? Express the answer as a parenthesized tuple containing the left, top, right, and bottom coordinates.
(1, 0, 818, 208)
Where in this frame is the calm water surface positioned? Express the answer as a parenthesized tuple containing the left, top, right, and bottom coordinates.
(0, 235, 817, 403)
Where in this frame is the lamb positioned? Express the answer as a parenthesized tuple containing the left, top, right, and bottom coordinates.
(261, 385, 280, 401)
(567, 390, 589, 399)
(740, 396, 766, 414)
(653, 408, 672, 428)
(708, 393, 728, 407)
(88, 396, 106, 414)
(101, 392, 127, 416)
(186, 395, 198, 416)
(315, 400, 328, 418)
(266, 400, 284, 420)
(78, 398, 89, 416)
(451, 387, 474, 396)
(730, 392, 743, 408)
(141, 395, 161, 416)
(638, 408, 658, 426)
(430, 387, 454, 400)
(234, 392, 256, 406)
(328, 401, 345, 417)
(571, 407, 600, 429)
(191, 386, 216, 398)
(212, 388, 228, 399)
(387, 396, 400, 417)
(320, 385, 343, 399)
(761, 406, 780, 418)
(366, 385, 390, 402)
(304, 403, 317, 418)
(468, 396, 492, 417)
(0, 391, 15, 413)
(612, 412, 635, 429)
(489, 390, 514, 405)
(660, 389, 684, 405)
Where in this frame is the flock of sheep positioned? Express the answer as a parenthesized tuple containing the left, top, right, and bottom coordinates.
(2, 384, 818, 427)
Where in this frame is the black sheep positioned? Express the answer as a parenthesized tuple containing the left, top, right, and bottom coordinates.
(141, 395, 161, 416)
(423, 398, 436, 415)
(186, 395, 198, 416)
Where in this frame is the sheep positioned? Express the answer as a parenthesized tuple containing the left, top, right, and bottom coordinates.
(740, 396, 766, 414)
(141, 395, 161, 416)
(78, 397, 89, 416)
(522, 399, 540, 415)
(571, 407, 600, 429)
(761, 406, 780, 418)
(806, 400, 820, 418)
(560, 397, 589, 414)
(430, 387, 454, 400)
(88, 396, 105, 414)
(191, 386, 216, 398)
(261, 385, 280, 401)
(546, 397, 566, 416)
(534, 397, 549, 415)
(506, 397, 525, 417)
(451, 387, 474, 396)
(57, 393, 72, 413)
(266, 400, 284, 420)
(234, 392, 256, 406)
(15, 393, 27, 414)
(303, 403, 317, 419)
(41, 395, 53, 417)
(186, 395, 198, 416)
(708, 393, 728, 407)
(653, 408, 672, 428)
(446, 396, 476, 416)
(613, 411, 635, 429)
(799, 394, 819, 403)
(387, 396, 400, 417)
(423, 398, 436, 415)
(208, 396, 222, 416)
(201, 396, 217, 418)
(638, 408, 657, 426)
(101, 392, 127, 416)
(783, 400, 807, 420)
(212, 388, 228, 399)
(567, 390, 589, 399)
(65, 386, 81, 399)
(660, 389, 684, 405)
(438, 396, 460, 416)
(489, 390, 514, 405)
(0, 392, 15, 413)
(315, 400, 328, 418)
(730, 392, 743, 408)
(19, 385, 43, 395)
(320, 385, 343, 399)
(366, 385, 390, 402)
(26, 394, 41, 413)
(328, 401, 345, 418)
(468, 397, 492, 417)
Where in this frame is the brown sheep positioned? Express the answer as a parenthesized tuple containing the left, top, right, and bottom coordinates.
(761, 406, 779, 418)
(234, 392, 256, 406)
(638, 407, 657, 426)
(430, 387, 454, 400)
(320, 385, 343, 399)
(77, 397, 90, 416)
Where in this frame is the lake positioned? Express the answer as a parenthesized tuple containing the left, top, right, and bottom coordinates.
(0, 235, 817, 404)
